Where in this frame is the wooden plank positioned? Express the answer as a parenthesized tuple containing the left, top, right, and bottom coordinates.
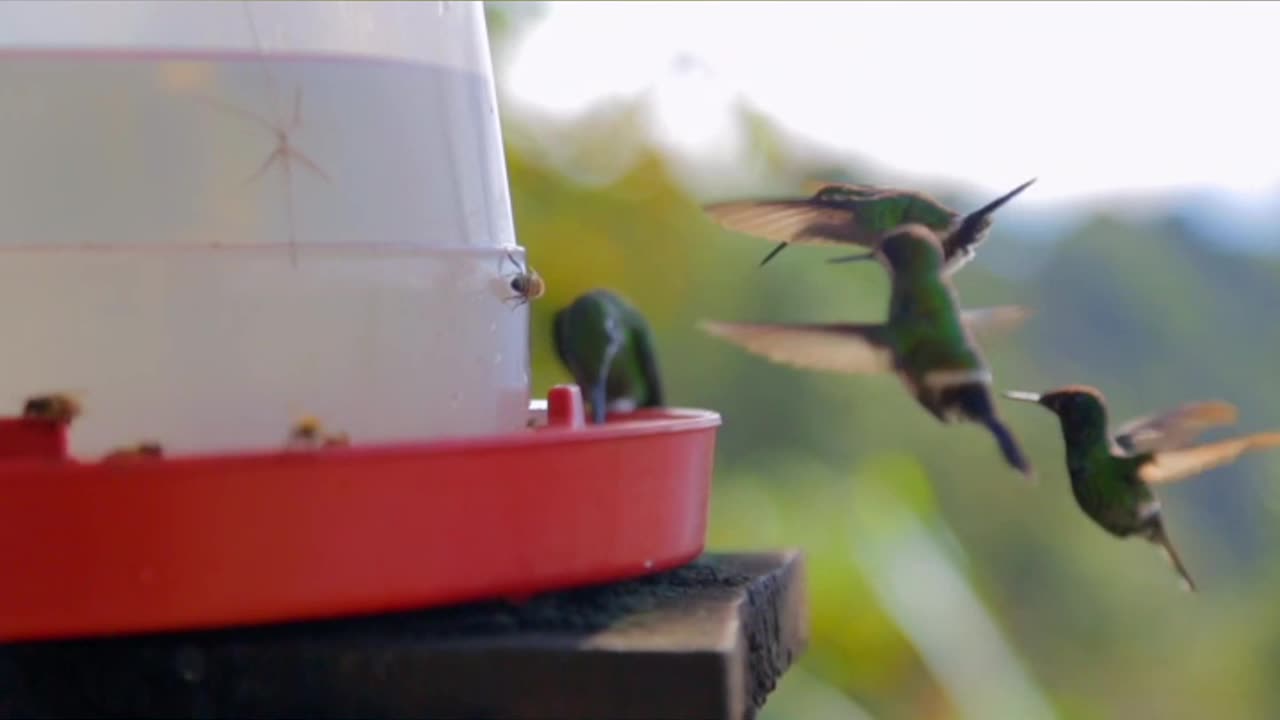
(0, 551, 808, 720)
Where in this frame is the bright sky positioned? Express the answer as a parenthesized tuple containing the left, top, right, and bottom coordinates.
(500, 1, 1280, 208)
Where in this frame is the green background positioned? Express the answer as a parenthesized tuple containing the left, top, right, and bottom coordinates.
(488, 6, 1280, 718)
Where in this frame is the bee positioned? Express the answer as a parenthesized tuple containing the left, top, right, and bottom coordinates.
(102, 441, 164, 462)
(526, 398, 549, 428)
(501, 251, 545, 308)
(286, 416, 349, 450)
(22, 392, 83, 425)
(321, 432, 350, 448)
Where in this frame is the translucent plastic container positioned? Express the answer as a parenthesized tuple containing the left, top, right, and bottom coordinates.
(0, 1, 528, 457)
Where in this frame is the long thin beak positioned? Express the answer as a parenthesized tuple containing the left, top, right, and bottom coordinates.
(826, 250, 879, 264)
(964, 177, 1037, 223)
(1003, 390, 1043, 403)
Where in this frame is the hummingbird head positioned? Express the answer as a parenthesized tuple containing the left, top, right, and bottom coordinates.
(1004, 385, 1108, 424)
(876, 223, 945, 274)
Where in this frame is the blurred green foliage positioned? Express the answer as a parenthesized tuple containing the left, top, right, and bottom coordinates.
(490, 5, 1280, 718)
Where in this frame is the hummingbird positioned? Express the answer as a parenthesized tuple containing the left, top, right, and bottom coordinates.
(1003, 385, 1280, 591)
(702, 178, 1036, 274)
(701, 223, 1035, 479)
(553, 289, 665, 425)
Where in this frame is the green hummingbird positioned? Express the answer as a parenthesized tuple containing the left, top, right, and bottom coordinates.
(553, 289, 664, 425)
(1003, 385, 1280, 591)
(702, 178, 1036, 274)
(701, 223, 1035, 479)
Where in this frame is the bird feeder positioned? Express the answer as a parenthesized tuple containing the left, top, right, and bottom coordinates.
(0, 1, 719, 643)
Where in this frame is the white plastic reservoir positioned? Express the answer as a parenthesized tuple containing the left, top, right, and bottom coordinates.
(0, 1, 529, 457)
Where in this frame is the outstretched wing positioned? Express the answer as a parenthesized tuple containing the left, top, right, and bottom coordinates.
(1138, 431, 1280, 485)
(1113, 401, 1239, 455)
(702, 200, 873, 248)
(699, 320, 894, 375)
(960, 306, 1035, 343)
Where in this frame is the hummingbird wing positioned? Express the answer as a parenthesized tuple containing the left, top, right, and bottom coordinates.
(959, 306, 1035, 342)
(1112, 401, 1239, 455)
(699, 320, 893, 374)
(702, 200, 872, 248)
(627, 317, 665, 407)
(1138, 431, 1280, 485)
(552, 303, 624, 383)
(801, 180, 889, 198)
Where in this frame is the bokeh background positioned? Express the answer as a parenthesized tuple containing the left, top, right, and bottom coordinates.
(486, 3, 1280, 718)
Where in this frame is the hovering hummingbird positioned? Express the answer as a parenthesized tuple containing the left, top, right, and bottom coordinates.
(1004, 385, 1280, 591)
(702, 178, 1036, 274)
(701, 223, 1035, 479)
(553, 289, 665, 425)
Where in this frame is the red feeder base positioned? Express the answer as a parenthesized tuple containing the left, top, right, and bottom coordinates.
(0, 385, 721, 642)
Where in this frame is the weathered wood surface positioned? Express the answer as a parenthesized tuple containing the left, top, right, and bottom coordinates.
(0, 551, 807, 720)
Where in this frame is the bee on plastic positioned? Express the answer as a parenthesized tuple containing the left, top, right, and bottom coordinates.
(501, 251, 545, 308)
(526, 398, 549, 429)
(286, 416, 349, 450)
(102, 441, 165, 463)
(319, 431, 350, 448)
(22, 392, 83, 425)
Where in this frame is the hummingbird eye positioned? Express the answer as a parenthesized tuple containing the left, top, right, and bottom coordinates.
(1050, 395, 1077, 413)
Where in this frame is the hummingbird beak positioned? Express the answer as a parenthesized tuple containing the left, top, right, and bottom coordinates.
(1002, 390, 1043, 404)
(963, 177, 1038, 224)
(826, 250, 878, 264)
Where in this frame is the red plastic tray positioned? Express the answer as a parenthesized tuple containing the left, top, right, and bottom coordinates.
(0, 385, 720, 642)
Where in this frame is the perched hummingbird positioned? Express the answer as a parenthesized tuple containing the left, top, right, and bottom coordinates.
(701, 223, 1035, 479)
(702, 178, 1036, 274)
(1004, 385, 1280, 591)
(553, 289, 665, 424)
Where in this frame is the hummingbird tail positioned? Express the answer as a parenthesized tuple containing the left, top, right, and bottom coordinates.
(948, 178, 1038, 257)
(1149, 524, 1198, 592)
(981, 415, 1036, 481)
(965, 177, 1038, 223)
(935, 381, 1035, 480)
